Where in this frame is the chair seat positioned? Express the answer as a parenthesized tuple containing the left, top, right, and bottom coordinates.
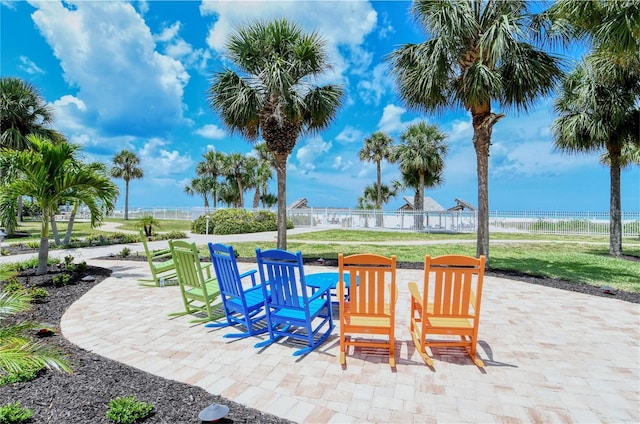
(424, 316, 474, 330)
(270, 297, 326, 322)
(226, 285, 264, 311)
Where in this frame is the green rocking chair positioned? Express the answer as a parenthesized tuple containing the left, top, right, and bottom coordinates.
(168, 240, 223, 324)
(137, 228, 177, 287)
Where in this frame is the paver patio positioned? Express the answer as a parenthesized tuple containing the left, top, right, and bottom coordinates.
(62, 259, 640, 423)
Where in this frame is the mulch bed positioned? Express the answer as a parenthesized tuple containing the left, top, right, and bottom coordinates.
(0, 264, 292, 424)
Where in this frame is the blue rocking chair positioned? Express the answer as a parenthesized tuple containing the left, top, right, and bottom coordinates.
(204, 243, 268, 338)
(254, 248, 334, 356)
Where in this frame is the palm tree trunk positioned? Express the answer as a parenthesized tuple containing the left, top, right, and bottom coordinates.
(37, 212, 50, 275)
(124, 180, 130, 220)
(50, 215, 60, 246)
(63, 201, 79, 246)
(417, 172, 425, 231)
(472, 108, 504, 262)
(237, 175, 244, 207)
(253, 188, 261, 209)
(275, 153, 288, 249)
(17, 196, 23, 222)
(376, 161, 382, 227)
(609, 146, 622, 256)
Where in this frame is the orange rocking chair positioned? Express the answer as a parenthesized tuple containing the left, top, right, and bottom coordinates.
(408, 254, 486, 368)
(338, 253, 397, 367)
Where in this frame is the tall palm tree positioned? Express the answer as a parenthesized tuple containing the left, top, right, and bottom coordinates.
(553, 61, 639, 257)
(396, 165, 444, 230)
(359, 132, 395, 209)
(392, 122, 447, 231)
(0, 136, 118, 274)
(359, 131, 395, 227)
(184, 176, 214, 213)
(0, 77, 56, 151)
(0, 77, 62, 225)
(208, 18, 343, 249)
(196, 150, 226, 209)
(548, 0, 640, 257)
(389, 0, 562, 259)
(110, 150, 143, 220)
(223, 152, 248, 208)
(0, 290, 71, 376)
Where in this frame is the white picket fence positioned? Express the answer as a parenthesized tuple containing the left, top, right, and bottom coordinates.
(106, 207, 640, 237)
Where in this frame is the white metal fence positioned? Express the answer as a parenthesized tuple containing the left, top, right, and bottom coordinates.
(106, 207, 640, 237)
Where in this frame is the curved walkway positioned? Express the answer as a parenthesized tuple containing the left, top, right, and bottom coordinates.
(4, 229, 639, 422)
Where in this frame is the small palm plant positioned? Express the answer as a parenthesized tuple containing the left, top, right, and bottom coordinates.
(137, 216, 160, 238)
(0, 290, 71, 377)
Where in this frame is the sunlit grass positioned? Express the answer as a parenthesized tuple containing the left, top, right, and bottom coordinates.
(226, 239, 640, 293)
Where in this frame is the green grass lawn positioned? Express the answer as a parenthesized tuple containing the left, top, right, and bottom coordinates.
(5, 224, 639, 293)
(227, 230, 640, 293)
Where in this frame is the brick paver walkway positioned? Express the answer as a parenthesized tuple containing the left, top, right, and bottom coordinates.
(61, 259, 640, 423)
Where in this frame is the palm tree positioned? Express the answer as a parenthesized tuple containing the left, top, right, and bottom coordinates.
(0, 77, 56, 151)
(208, 18, 343, 249)
(389, 0, 562, 259)
(184, 176, 214, 213)
(392, 122, 447, 231)
(548, 0, 640, 257)
(395, 165, 444, 230)
(359, 131, 395, 227)
(196, 150, 226, 209)
(0, 290, 71, 376)
(0, 77, 62, 225)
(61, 161, 111, 247)
(222, 153, 248, 208)
(110, 150, 143, 220)
(0, 136, 118, 274)
(253, 143, 275, 209)
(553, 61, 639, 257)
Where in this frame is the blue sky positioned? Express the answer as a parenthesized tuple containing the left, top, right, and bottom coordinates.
(2, 0, 638, 212)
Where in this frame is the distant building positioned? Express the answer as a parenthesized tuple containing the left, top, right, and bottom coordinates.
(397, 196, 446, 212)
(447, 198, 476, 212)
(288, 198, 310, 209)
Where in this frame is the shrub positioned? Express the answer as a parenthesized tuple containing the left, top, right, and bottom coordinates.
(27, 287, 48, 302)
(119, 247, 131, 258)
(1, 279, 23, 294)
(64, 254, 75, 269)
(52, 274, 71, 287)
(0, 402, 33, 423)
(191, 209, 291, 235)
(73, 261, 87, 272)
(0, 367, 43, 387)
(106, 396, 154, 424)
(152, 231, 187, 241)
(26, 241, 39, 249)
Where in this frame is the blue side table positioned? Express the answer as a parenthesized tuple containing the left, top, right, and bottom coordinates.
(305, 272, 351, 303)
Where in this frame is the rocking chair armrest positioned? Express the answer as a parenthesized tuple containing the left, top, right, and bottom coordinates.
(309, 281, 332, 301)
(408, 282, 423, 307)
(239, 269, 258, 286)
(150, 249, 172, 260)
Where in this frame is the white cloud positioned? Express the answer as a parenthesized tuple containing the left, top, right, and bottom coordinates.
(335, 126, 363, 144)
(332, 156, 353, 172)
(195, 124, 226, 140)
(19, 56, 44, 74)
(199, 0, 377, 86)
(29, 0, 189, 138)
(139, 138, 193, 177)
(446, 119, 473, 144)
(51, 95, 87, 133)
(295, 136, 332, 173)
(154, 22, 181, 42)
(357, 62, 393, 105)
(377, 104, 421, 134)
